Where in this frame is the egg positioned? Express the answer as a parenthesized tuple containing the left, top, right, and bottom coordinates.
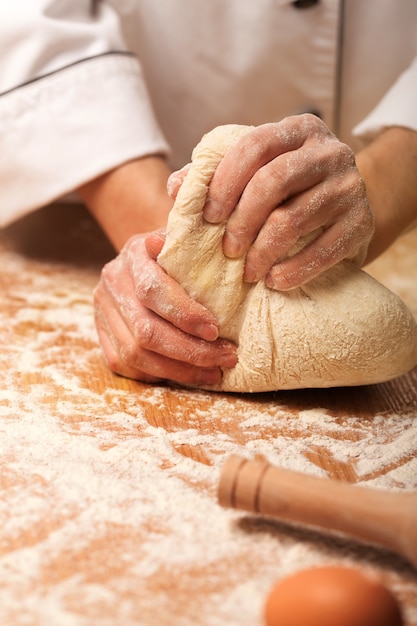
(264, 565, 404, 626)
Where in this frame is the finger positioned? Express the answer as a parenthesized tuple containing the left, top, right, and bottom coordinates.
(264, 215, 369, 291)
(125, 307, 238, 370)
(133, 350, 224, 387)
(203, 124, 291, 224)
(134, 264, 220, 342)
(203, 116, 327, 224)
(145, 230, 166, 259)
(96, 274, 237, 369)
(95, 285, 230, 385)
(221, 127, 355, 259)
(167, 164, 191, 199)
(94, 285, 160, 381)
(96, 315, 224, 386)
(241, 172, 355, 282)
(221, 148, 326, 259)
(96, 322, 163, 383)
(123, 239, 221, 342)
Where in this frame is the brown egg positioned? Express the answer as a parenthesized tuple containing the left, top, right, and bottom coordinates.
(264, 565, 404, 626)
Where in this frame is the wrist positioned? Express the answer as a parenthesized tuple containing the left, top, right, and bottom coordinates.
(78, 156, 173, 250)
(356, 126, 417, 264)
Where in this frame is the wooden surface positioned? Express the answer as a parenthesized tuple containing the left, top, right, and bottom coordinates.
(0, 203, 416, 626)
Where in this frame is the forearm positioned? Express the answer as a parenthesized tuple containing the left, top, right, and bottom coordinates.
(78, 156, 173, 251)
(356, 126, 417, 264)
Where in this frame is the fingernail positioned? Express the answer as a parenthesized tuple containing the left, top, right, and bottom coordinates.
(218, 352, 238, 368)
(196, 322, 219, 341)
(244, 262, 259, 283)
(265, 268, 294, 291)
(223, 232, 243, 258)
(204, 199, 224, 223)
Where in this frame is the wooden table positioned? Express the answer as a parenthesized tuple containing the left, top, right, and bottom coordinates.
(1, 203, 416, 626)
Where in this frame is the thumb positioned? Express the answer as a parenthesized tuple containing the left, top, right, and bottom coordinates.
(145, 230, 166, 260)
(167, 164, 191, 199)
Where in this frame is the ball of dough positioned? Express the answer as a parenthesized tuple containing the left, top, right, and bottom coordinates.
(158, 125, 417, 392)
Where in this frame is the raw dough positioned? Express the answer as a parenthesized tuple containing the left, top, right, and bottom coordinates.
(158, 125, 417, 392)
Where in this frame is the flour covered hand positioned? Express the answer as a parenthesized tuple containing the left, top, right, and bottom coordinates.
(93, 232, 237, 385)
(160, 124, 417, 393)
(197, 114, 374, 290)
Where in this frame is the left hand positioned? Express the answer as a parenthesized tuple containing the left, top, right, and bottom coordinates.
(170, 115, 375, 290)
(93, 231, 237, 385)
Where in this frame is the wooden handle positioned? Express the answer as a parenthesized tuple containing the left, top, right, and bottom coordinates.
(218, 455, 417, 568)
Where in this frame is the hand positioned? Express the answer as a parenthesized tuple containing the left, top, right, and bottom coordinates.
(93, 231, 238, 385)
(191, 115, 374, 290)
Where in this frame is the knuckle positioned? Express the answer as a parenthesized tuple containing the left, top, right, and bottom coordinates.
(325, 141, 355, 170)
(348, 179, 374, 228)
(354, 205, 375, 241)
(252, 212, 300, 265)
(299, 112, 330, 137)
(119, 341, 139, 367)
(302, 112, 322, 128)
(270, 208, 301, 239)
(253, 161, 290, 205)
(125, 233, 145, 254)
(133, 317, 156, 346)
(116, 320, 159, 367)
(105, 350, 124, 373)
(226, 215, 252, 241)
(339, 142, 356, 166)
(268, 263, 298, 291)
(100, 260, 115, 284)
(134, 268, 160, 303)
(186, 347, 205, 367)
(99, 259, 123, 294)
(258, 162, 285, 192)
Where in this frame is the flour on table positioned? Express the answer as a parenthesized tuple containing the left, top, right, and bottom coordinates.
(158, 125, 417, 392)
(1, 232, 417, 626)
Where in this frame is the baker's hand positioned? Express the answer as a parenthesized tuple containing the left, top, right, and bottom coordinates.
(93, 232, 238, 385)
(198, 114, 374, 290)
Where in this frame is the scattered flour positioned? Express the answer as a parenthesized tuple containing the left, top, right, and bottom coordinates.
(0, 232, 417, 626)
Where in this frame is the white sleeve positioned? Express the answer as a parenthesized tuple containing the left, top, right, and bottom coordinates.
(354, 56, 417, 143)
(0, 1, 169, 226)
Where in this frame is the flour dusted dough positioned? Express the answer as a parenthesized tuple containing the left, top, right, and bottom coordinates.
(158, 125, 417, 392)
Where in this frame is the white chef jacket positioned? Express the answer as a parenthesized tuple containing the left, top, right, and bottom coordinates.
(0, 0, 416, 227)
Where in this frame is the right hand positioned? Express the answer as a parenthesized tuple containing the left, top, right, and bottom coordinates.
(93, 231, 238, 385)
(169, 117, 374, 290)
